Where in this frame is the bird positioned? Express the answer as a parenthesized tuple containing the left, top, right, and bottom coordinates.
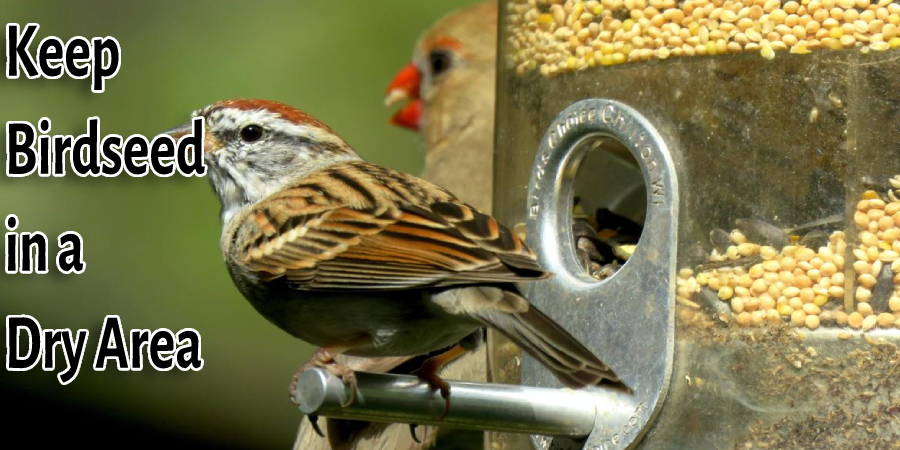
(165, 98, 619, 427)
(385, 1, 498, 213)
(298, 4, 502, 448)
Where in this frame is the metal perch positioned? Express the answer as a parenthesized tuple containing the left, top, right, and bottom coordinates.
(294, 367, 606, 438)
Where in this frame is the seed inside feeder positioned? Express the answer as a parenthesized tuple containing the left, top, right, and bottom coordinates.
(507, 0, 900, 77)
(674, 174, 900, 331)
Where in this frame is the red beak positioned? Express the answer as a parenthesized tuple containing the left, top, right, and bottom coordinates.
(385, 62, 422, 131)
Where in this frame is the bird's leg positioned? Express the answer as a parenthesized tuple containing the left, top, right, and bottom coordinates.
(412, 343, 469, 420)
(405, 332, 480, 441)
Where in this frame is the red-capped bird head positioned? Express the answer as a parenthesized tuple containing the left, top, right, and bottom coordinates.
(385, 2, 497, 141)
(167, 99, 360, 221)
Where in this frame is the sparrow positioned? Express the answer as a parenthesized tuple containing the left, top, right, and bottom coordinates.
(166, 98, 618, 421)
(297, 4, 503, 447)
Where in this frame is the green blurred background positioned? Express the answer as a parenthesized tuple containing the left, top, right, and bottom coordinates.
(1, 1, 479, 448)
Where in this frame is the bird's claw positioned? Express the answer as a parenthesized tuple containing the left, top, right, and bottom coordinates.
(308, 415, 325, 438)
(413, 366, 451, 420)
(333, 368, 358, 407)
(289, 347, 360, 407)
(409, 423, 421, 443)
(288, 369, 302, 406)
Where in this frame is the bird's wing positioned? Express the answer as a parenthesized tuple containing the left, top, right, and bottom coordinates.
(231, 161, 546, 290)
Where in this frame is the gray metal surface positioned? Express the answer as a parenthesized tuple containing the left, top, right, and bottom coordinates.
(295, 367, 603, 437)
(293, 99, 677, 449)
(523, 99, 678, 450)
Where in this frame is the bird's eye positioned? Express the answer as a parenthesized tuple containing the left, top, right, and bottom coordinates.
(240, 125, 264, 143)
(428, 50, 452, 76)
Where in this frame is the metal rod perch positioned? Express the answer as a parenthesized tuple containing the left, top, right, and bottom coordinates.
(295, 368, 600, 437)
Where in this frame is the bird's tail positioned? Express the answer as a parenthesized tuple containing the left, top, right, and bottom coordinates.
(468, 287, 619, 387)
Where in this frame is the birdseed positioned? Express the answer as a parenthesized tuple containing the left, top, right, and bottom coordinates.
(505, 0, 900, 76)
(677, 174, 900, 331)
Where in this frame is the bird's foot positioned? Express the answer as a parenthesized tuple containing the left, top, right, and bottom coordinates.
(289, 347, 359, 408)
(289, 367, 304, 406)
(413, 365, 451, 420)
(413, 345, 467, 420)
(327, 364, 359, 407)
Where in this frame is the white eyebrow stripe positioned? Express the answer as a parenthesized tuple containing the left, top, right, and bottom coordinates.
(205, 107, 351, 151)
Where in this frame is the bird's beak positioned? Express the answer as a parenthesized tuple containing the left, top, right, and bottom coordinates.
(161, 122, 194, 140)
(159, 119, 219, 154)
(385, 62, 422, 131)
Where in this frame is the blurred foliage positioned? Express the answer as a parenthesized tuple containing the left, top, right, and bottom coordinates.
(0, 0, 481, 448)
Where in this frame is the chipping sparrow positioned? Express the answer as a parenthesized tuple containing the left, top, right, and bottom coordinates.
(166, 98, 618, 416)
(297, 4, 502, 446)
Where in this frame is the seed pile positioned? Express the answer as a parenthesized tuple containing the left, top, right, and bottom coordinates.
(677, 175, 900, 331)
(678, 321, 900, 449)
(505, 0, 900, 76)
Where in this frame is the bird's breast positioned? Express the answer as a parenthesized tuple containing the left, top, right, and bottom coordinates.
(231, 273, 478, 357)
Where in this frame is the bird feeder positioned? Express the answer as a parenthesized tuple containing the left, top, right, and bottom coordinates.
(489, 0, 900, 448)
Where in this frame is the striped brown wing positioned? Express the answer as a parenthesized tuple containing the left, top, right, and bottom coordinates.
(233, 161, 546, 290)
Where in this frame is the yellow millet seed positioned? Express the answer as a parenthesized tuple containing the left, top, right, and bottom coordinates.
(778, 303, 794, 316)
(760, 246, 779, 260)
(751, 278, 768, 294)
(780, 257, 797, 272)
(858, 301, 874, 317)
(862, 314, 877, 331)
(889, 296, 900, 312)
(814, 295, 829, 307)
(881, 250, 900, 262)
(805, 314, 820, 330)
(718, 285, 734, 300)
(858, 273, 877, 287)
(835, 311, 849, 325)
(760, 41, 776, 59)
(803, 303, 822, 315)
(877, 312, 896, 328)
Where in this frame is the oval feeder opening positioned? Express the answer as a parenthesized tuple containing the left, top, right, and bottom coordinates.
(569, 136, 647, 282)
